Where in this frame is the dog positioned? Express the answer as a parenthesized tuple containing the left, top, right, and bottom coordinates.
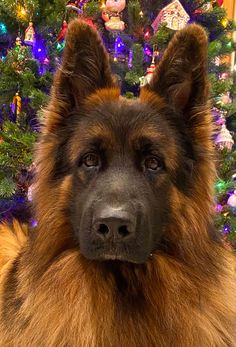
(0, 20, 235, 346)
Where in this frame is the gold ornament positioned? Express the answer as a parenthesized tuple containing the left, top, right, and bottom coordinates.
(221, 17, 228, 28)
(105, 16, 125, 32)
(15, 36, 22, 46)
(12, 92, 22, 117)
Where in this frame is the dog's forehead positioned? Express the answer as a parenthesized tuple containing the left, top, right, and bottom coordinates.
(82, 95, 172, 141)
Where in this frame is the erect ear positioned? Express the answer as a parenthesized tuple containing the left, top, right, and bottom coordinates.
(46, 20, 115, 131)
(145, 24, 209, 112)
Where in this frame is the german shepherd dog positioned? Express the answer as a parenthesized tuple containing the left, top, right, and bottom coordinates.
(0, 20, 235, 346)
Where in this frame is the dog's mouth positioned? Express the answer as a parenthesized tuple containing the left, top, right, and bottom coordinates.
(83, 246, 153, 264)
(101, 253, 145, 264)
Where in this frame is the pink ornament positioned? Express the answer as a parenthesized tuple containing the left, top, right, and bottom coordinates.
(105, 0, 126, 13)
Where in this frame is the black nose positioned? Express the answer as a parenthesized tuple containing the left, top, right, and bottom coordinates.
(93, 206, 135, 240)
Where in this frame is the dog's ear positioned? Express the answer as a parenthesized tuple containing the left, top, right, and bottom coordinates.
(145, 24, 209, 112)
(46, 20, 114, 132)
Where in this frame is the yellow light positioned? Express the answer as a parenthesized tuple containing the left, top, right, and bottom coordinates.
(17, 5, 27, 20)
(101, 2, 106, 9)
(139, 11, 144, 17)
(114, 57, 118, 62)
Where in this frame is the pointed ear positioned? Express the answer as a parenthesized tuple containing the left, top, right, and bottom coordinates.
(46, 20, 115, 131)
(145, 24, 209, 112)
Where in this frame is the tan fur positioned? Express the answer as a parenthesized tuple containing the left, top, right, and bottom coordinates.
(0, 20, 235, 347)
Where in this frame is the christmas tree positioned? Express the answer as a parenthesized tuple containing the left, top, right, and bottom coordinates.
(0, 0, 235, 246)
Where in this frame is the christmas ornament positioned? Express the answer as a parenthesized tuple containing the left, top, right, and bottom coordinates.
(193, 9, 203, 15)
(152, 0, 190, 33)
(56, 20, 68, 42)
(145, 56, 156, 84)
(105, 16, 125, 32)
(11, 92, 22, 117)
(102, 11, 110, 22)
(202, 3, 213, 12)
(24, 22, 35, 46)
(15, 36, 22, 46)
(221, 92, 232, 105)
(105, 0, 126, 13)
(216, 0, 224, 6)
(84, 17, 97, 30)
(221, 17, 228, 28)
(27, 184, 35, 202)
(66, 0, 81, 12)
(215, 124, 234, 151)
(227, 191, 236, 207)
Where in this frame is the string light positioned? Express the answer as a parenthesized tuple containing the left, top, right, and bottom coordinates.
(215, 180, 226, 191)
(0, 23, 7, 34)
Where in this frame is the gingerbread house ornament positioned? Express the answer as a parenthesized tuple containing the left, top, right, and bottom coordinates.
(152, 0, 190, 33)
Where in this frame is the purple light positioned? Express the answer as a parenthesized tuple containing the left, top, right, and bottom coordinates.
(144, 44, 152, 57)
(115, 36, 125, 56)
(224, 226, 230, 234)
(33, 36, 47, 63)
(128, 49, 133, 69)
(31, 219, 38, 228)
(215, 204, 223, 213)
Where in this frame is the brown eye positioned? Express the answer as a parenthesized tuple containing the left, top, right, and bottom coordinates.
(83, 153, 100, 168)
(145, 157, 163, 172)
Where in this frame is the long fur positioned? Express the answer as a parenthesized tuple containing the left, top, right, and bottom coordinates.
(0, 20, 235, 347)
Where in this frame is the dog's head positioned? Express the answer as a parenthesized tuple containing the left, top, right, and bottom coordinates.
(35, 20, 215, 264)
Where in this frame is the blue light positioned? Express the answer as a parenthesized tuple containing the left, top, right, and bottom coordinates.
(0, 23, 7, 34)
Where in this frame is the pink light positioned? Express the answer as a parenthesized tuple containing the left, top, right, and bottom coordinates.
(43, 57, 49, 65)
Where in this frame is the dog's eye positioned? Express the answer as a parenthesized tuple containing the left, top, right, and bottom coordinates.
(82, 153, 100, 168)
(144, 156, 163, 172)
